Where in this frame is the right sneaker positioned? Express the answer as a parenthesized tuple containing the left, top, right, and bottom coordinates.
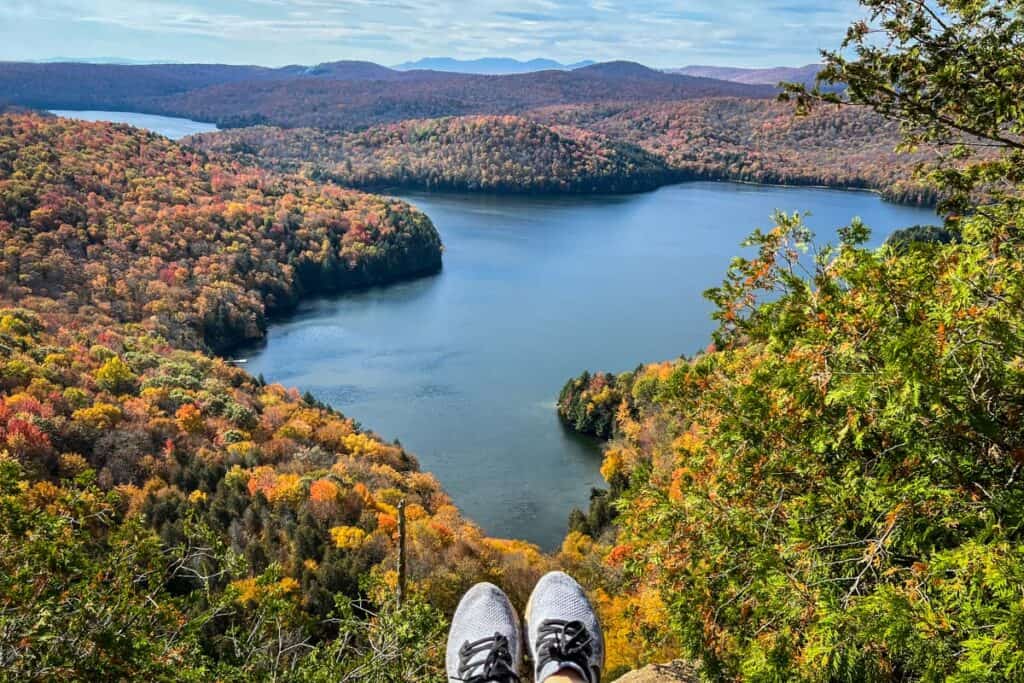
(525, 571, 605, 683)
(446, 582, 523, 683)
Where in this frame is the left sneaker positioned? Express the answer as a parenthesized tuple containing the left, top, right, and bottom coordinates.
(445, 582, 523, 683)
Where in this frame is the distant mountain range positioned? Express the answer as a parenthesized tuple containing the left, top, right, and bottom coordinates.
(393, 57, 596, 74)
(16, 56, 829, 83)
(668, 64, 832, 89)
(0, 60, 778, 130)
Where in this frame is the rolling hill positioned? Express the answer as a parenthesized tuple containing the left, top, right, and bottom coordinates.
(528, 98, 936, 203)
(188, 115, 677, 193)
(186, 97, 939, 203)
(0, 60, 426, 112)
(160, 62, 776, 130)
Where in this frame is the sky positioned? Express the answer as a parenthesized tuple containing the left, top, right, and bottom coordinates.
(0, 0, 864, 68)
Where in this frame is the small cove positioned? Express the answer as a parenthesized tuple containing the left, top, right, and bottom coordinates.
(48, 110, 218, 139)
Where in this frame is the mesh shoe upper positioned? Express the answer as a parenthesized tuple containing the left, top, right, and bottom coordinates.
(525, 571, 605, 683)
(446, 582, 523, 683)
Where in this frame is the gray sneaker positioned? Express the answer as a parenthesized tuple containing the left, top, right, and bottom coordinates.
(525, 571, 604, 683)
(446, 582, 523, 683)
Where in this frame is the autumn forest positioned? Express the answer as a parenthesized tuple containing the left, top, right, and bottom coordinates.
(3, 0, 1024, 680)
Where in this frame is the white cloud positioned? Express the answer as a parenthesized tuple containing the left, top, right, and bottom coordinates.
(0, 0, 865, 67)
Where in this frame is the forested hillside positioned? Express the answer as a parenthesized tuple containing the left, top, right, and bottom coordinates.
(4, 59, 930, 206)
(559, 206, 1024, 678)
(0, 60, 422, 113)
(189, 116, 675, 194)
(0, 114, 548, 680)
(530, 98, 938, 203)
(187, 101, 937, 202)
(162, 63, 775, 130)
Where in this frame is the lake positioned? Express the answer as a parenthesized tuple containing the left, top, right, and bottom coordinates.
(49, 110, 218, 140)
(242, 183, 938, 549)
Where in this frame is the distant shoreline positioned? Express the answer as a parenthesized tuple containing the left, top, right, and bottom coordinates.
(329, 173, 932, 209)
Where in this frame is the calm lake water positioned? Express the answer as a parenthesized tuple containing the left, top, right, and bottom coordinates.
(243, 183, 938, 549)
(49, 110, 218, 140)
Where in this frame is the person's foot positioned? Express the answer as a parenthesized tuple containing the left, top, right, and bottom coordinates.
(446, 582, 523, 683)
(525, 571, 604, 683)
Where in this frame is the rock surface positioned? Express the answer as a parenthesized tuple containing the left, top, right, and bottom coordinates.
(612, 661, 702, 682)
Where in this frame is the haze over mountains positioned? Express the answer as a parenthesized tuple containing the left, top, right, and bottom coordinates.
(670, 64, 828, 88)
(30, 57, 184, 65)
(391, 59, 827, 84)
(14, 55, 818, 79)
(394, 57, 597, 74)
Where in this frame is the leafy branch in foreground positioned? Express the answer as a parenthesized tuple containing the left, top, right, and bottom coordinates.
(784, 0, 1024, 218)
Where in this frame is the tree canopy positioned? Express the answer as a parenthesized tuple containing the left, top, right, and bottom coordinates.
(0, 115, 546, 680)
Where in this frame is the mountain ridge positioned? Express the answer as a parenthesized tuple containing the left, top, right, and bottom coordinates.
(0, 60, 777, 130)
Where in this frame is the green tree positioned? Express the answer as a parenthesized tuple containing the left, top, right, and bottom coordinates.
(294, 596, 447, 683)
(95, 356, 138, 395)
(0, 456, 217, 680)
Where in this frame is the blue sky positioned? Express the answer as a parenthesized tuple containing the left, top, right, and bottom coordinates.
(0, 0, 863, 68)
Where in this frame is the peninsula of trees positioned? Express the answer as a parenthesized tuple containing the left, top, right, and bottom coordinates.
(0, 114, 442, 353)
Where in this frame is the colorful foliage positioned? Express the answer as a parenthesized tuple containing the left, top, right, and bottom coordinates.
(0, 113, 442, 353)
(530, 98, 941, 204)
(0, 115, 543, 679)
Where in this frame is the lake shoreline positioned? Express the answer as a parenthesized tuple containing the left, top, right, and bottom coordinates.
(242, 183, 939, 547)
(219, 259, 445, 360)
(48, 108, 938, 208)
